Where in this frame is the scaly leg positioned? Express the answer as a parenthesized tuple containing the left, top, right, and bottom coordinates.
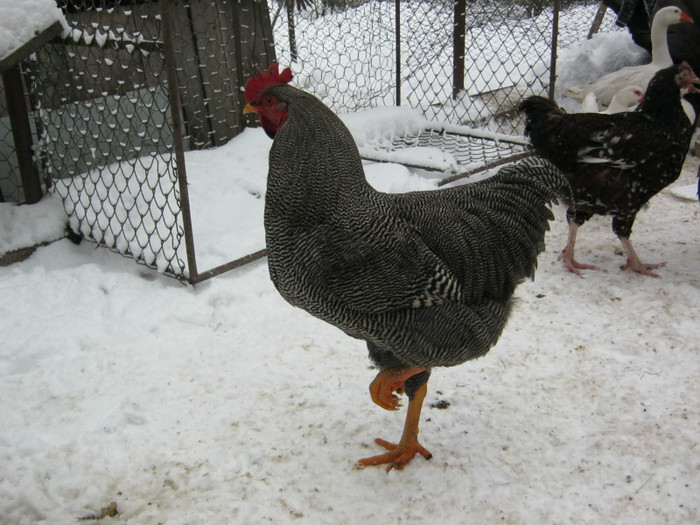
(367, 366, 426, 410)
(358, 368, 432, 471)
(619, 237, 665, 278)
(559, 221, 595, 275)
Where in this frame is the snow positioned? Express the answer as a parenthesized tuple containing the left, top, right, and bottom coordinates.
(0, 0, 68, 61)
(554, 30, 651, 112)
(671, 184, 699, 201)
(2, 3, 700, 524)
(2, 153, 699, 523)
(0, 196, 65, 254)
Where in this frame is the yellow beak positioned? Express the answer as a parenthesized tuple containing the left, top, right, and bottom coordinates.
(243, 103, 257, 114)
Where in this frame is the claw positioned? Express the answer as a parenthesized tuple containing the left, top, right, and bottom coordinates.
(619, 237, 664, 278)
(358, 382, 431, 471)
(621, 259, 665, 278)
(357, 437, 433, 471)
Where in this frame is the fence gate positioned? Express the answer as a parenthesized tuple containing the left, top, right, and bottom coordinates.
(19, 0, 275, 282)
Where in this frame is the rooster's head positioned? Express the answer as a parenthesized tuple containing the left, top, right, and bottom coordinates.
(244, 63, 293, 139)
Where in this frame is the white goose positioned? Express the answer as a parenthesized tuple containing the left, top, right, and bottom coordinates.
(578, 85, 645, 113)
(565, 6, 693, 106)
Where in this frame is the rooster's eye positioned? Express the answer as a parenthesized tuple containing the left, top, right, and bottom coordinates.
(263, 96, 275, 106)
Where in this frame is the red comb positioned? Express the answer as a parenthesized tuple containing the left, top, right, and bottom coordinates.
(245, 63, 293, 103)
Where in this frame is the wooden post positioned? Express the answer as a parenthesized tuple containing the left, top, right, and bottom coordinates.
(588, 2, 608, 39)
(2, 66, 42, 204)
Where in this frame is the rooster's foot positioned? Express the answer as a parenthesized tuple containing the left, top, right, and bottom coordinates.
(357, 437, 432, 472)
(368, 367, 426, 411)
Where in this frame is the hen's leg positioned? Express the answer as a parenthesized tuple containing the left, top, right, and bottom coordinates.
(619, 236, 665, 277)
(559, 220, 595, 274)
(358, 378, 432, 471)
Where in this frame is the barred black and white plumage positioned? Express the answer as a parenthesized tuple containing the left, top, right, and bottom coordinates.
(245, 72, 569, 469)
(263, 83, 566, 369)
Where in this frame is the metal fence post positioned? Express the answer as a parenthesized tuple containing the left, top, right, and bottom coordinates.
(549, 0, 560, 100)
(395, 0, 401, 106)
(160, 0, 199, 282)
(453, 0, 466, 99)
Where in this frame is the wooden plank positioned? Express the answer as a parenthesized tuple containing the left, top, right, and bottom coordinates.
(2, 66, 42, 203)
(236, 0, 277, 132)
(588, 2, 608, 39)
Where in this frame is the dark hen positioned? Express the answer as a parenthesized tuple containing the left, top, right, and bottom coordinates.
(244, 65, 570, 469)
(520, 62, 699, 277)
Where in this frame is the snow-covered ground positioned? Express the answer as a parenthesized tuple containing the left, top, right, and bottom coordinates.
(1, 3, 700, 524)
(1, 151, 699, 524)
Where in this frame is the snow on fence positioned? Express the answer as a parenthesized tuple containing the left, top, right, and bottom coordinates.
(1, 0, 618, 282)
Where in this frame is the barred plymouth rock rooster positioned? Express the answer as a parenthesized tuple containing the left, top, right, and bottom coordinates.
(520, 62, 700, 277)
(244, 64, 570, 470)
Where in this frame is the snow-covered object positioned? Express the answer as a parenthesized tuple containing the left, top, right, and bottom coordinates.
(670, 182, 699, 200)
(0, 0, 68, 60)
(564, 6, 692, 106)
(340, 106, 427, 150)
(578, 85, 644, 114)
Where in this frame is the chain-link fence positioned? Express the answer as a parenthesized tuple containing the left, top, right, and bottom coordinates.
(2, 0, 622, 281)
(272, 0, 620, 134)
(15, 0, 275, 281)
(271, 0, 622, 177)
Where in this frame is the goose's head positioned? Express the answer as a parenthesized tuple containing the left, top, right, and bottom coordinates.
(652, 5, 693, 30)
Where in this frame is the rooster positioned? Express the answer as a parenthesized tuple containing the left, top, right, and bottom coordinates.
(520, 63, 700, 277)
(244, 64, 569, 470)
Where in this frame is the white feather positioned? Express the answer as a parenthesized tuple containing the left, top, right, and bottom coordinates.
(564, 7, 688, 106)
(578, 85, 644, 113)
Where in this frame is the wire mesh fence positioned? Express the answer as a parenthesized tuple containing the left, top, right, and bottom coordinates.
(21, 0, 187, 275)
(271, 0, 622, 135)
(2, 0, 624, 281)
(16, 0, 276, 280)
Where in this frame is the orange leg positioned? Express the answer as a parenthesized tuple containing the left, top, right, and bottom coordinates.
(367, 366, 426, 411)
(358, 370, 432, 471)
